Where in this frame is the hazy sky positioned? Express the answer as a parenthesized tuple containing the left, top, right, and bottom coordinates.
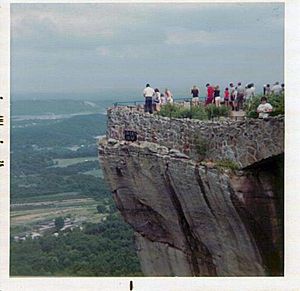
(11, 3, 284, 96)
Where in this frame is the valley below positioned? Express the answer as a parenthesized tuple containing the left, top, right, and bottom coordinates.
(10, 99, 142, 276)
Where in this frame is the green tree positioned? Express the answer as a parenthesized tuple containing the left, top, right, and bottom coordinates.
(54, 217, 64, 231)
(96, 204, 106, 214)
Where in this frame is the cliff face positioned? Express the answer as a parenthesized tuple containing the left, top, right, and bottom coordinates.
(99, 140, 283, 276)
(99, 108, 284, 276)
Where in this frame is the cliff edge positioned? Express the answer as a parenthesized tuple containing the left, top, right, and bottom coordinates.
(99, 107, 284, 276)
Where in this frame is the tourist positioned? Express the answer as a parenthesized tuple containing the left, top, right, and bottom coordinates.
(244, 83, 255, 101)
(229, 83, 235, 110)
(143, 83, 155, 114)
(224, 87, 230, 107)
(249, 83, 255, 98)
(205, 83, 214, 105)
(165, 88, 174, 104)
(160, 93, 167, 105)
(233, 86, 238, 111)
(153, 88, 161, 111)
(236, 82, 245, 111)
(271, 82, 282, 95)
(214, 85, 221, 107)
(257, 96, 273, 119)
(264, 84, 271, 96)
(244, 84, 252, 101)
(191, 85, 200, 105)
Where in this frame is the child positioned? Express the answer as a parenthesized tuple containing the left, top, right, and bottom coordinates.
(224, 87, 229, 107)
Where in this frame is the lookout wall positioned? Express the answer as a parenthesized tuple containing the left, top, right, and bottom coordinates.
(107, 107, 284, 168)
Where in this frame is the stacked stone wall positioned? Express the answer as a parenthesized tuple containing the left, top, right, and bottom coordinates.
(107, 106, 284, 168)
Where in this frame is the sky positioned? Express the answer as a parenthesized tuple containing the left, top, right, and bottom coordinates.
(11, 3, 284, 98)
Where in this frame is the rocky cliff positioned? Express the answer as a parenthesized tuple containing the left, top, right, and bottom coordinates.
(99, 107, 284, 276)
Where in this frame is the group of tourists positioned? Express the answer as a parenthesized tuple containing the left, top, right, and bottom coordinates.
(143, 81, 283, 116)
(263, 82, 284, 96)
(201, 82, 256, 111)
(143, 84, 173, 113)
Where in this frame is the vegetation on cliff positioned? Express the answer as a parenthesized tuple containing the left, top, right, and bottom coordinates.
(158, 93, 284, 120)
(244, 93, 284, 118)
(158, 103, 230, 120)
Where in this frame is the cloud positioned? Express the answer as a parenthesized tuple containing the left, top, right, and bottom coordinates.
(165, 28, 219, 45)
(11, 3, 284, 94)
(96, 46, 110, 57)
(12, 4, 123, 39)
(12, 3, 188, 40)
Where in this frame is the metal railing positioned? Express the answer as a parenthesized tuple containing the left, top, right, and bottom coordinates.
(113, 96, 206, 107)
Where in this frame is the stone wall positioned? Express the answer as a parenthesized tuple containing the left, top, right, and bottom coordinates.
(107, 106, 284, 168)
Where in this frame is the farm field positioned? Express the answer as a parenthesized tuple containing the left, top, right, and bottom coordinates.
(10, 193, 103, 237)
(10, 99, 141, 276)
(52, 156, 99, 167)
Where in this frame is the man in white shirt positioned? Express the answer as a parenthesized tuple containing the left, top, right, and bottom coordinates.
(257, 97, 273, 119)
(271, 82, 282, 95)
(143, 84, 155, 113)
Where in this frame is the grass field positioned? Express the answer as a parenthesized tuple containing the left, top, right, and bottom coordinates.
(10, 193, 103, 237)
(52, 156, 99, 167)
(83, 169, 103, 178)
(12, 192, 84, 204)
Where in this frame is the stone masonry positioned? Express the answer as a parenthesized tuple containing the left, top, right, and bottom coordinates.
(107, 106, 284, 168)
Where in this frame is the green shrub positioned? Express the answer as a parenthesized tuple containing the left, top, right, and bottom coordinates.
(244, 93, 284, 118)
(158, 103, 230, 121)
(158, 103, 185, 118)
(194, 136, 208, 160)
(205, 104, 230, 120)
(215, 159, 239, 170)
(158, 103, 209, 120)
(190, 105, 208, 120)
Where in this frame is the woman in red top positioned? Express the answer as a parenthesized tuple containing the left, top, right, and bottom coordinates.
(205, 83, 215, 105)
(224, 87, 230, 107)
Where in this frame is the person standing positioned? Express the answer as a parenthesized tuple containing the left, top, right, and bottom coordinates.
(229, 83, 235, 110)
(214, 85, 221, 107)
(160, 93, 167, 105)
(244, 84, 252, 101)
(264, 84, 271, 96)
(271, 82, 282, 95)
(153, 88, 161, 111)
(205, 83, 214, 105)
(224, 87, 230, 107)
(249, 83, 255, 99)
(165, 88, 174, 104)
(233, 87, 238, 111)
(143, 84, 155, 113)
(191, 85, 200, 105)
(236, 82, 245, 111)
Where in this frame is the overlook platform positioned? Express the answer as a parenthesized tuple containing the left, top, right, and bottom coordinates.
(106, 106, 284, 169)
